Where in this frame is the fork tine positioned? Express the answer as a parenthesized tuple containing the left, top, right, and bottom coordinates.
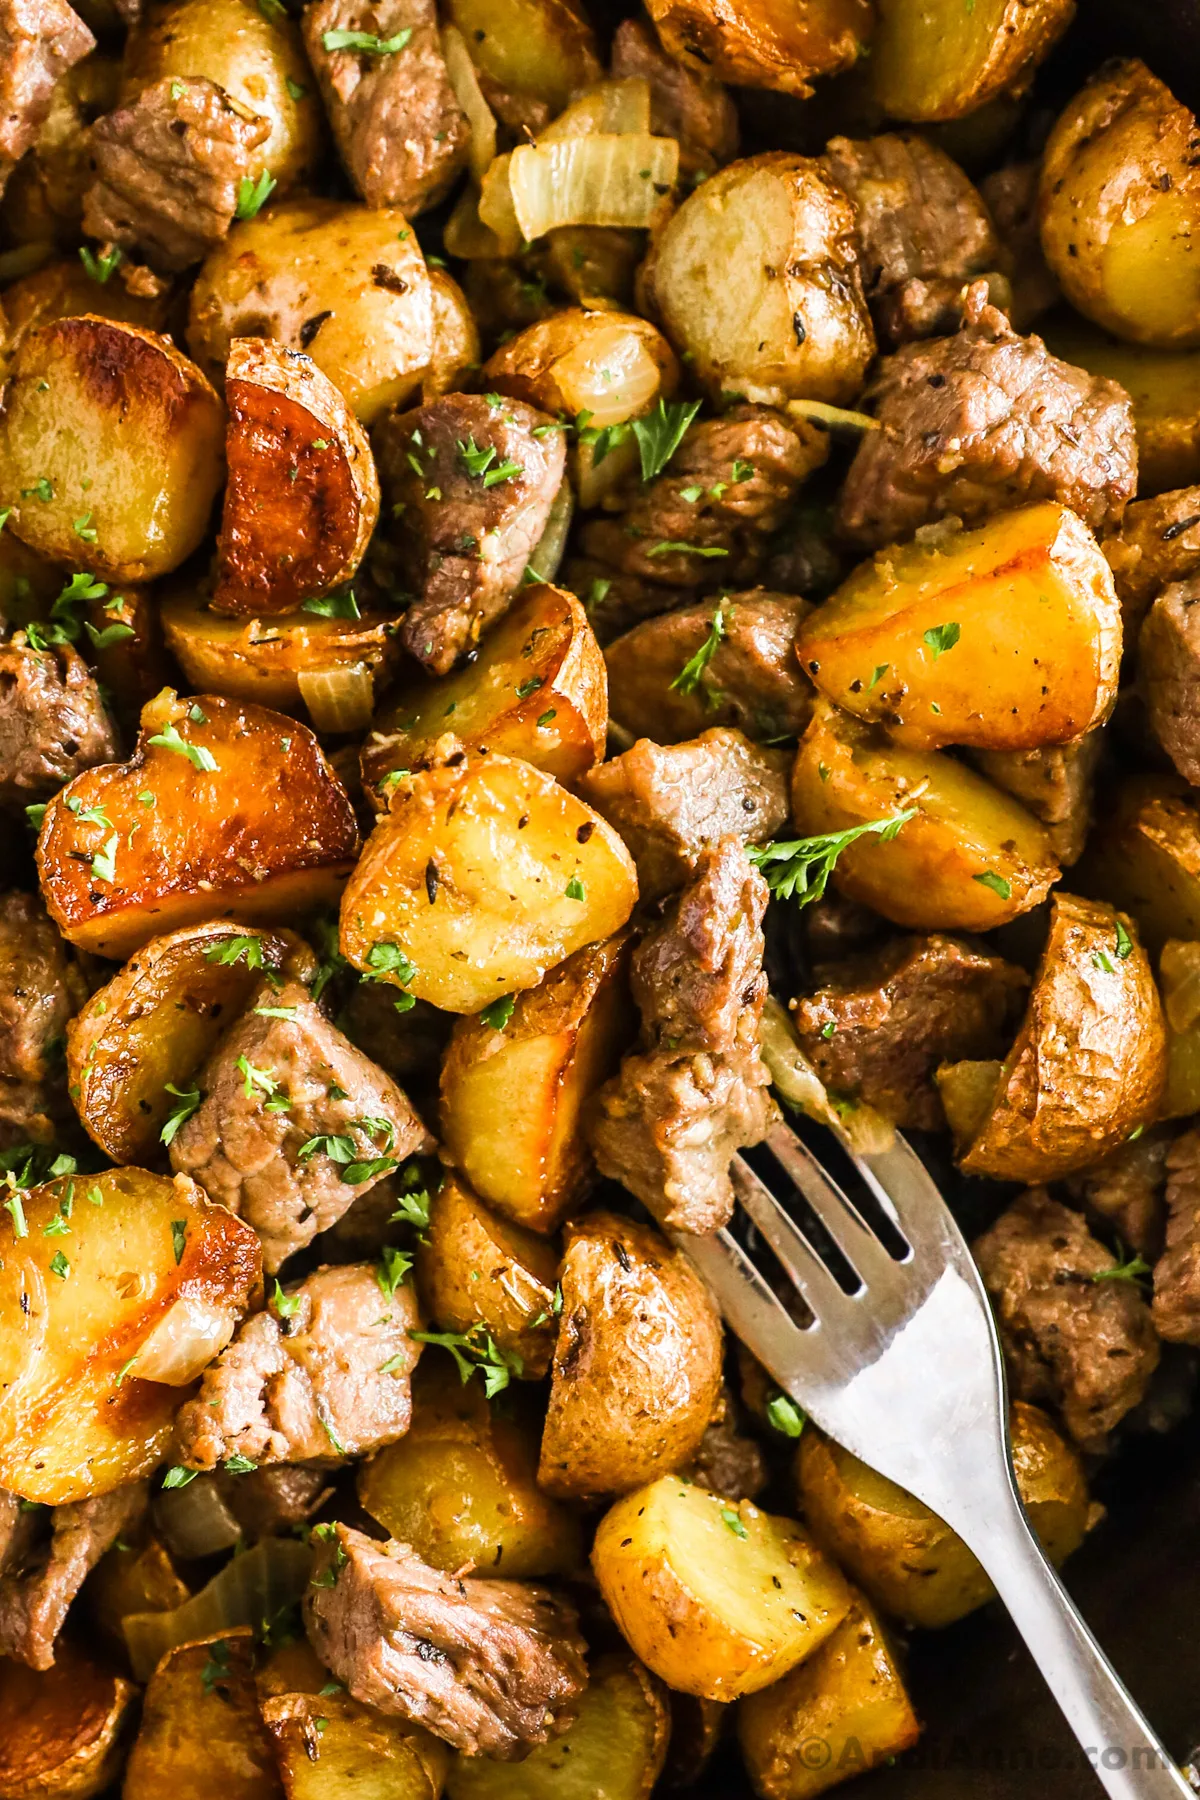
(762, 1121, 902, 1283)
(677, 1226, 811, 1356)
(731, 1156, 852, 1313)
(853, 1133, 977, 1270)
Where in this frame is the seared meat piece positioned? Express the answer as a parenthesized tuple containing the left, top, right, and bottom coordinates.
(1103, 484, 1200, 637)
(1151, 1127, 1200, 1345)
(0, 638, 116, 806)
(580, 727, 789, 903)
(173, 1262, 422, 1468)
(822, 132, 1006, 346)
(219, 1464, 331, 1538)
(969, 734, 1102, 868)
(169, 977, 434, 1271)
(0, 891, 86, 1084)
(0, 1482, 147, 1669)
(792, 934, 1029, 1131)
(837, 282, 1137, 551)
(0, 0, 93, 195)
(374, 392, 566, 675)
(1065, 1127, 1172, 1261)
(979, 160, 1059, 331)
(972, 1189, 1159, 1451)
(83, 76, 270, 274)
(559, 557, 689, 643)
(1139, 578, 1200, 786)
(685, 1386, 767, 1501)
(803, 892, 886, 963)
(339, 984, 453, 1087)
(610, 18, 737, 178)
(304, 1524, 587, 1759)
(581, 406, 826, 593)
(302, 0, 468, 213)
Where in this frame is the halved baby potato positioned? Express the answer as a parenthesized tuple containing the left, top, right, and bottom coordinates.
(263, 1689, 449, 1800)
(415, 1173, 561, 1377)
(340, 750, 638, 1013)
(0, 316, 225, 582)
(212, 339, 379, 617)
(360, 583, 607, 803)
(123, 1632, 280, 1800)
(644, 0, 872, 98)
(791, 699, 1060, 931)
(796, 503, 1121, 751)
(67, 921, 315, 1164)
(443, 0, 601, 118)
(0, 1166, 261, 1503)
(37, 689, 360, 959)
(0, 1644, 138, 1800)
(868, 0, 1073, 122)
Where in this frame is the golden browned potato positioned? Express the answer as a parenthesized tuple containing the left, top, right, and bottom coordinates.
(442, 0, 601, 121)
(263, 1690, 449, 1799)
(123, 1633, 280, 1800)
(0, 1644, 137, 1800)
(212, 338, 379, 616)
(415, 1172, 561, 1377)
(0, 256, 173, 363)
(645, 0, 870, 98)
(1043, 314, 1200, 496)
(85, 1533, 190, 1657)
(796, 1404, 1092, 1629)
(644, 153, 875, 406)
(791, 699, 1060, 931)
(868, 0, 1074, 122)
(0, 316, 224, 582)
(1158, 939, 1200, 1118)
(1040, 61, 1200, 349)
(438, 934, 632, 1232)
(420, 266, 482, 401)
(796, 502, 1121, 751)
(360, 584, 607, 802)
(737, 1593, 921, 1799)
(940, 892, 1166, 1182)
(445, 1652, 670, 1800)
(593, 1477, 853, 1701)
(1075, 778, 1200, 953)
(188, 198, 434, 424)
(538, 1211, 723, 1500)
(340, 751, 638, 1013)
(0, 1166, 261, 1503)
(357, 1354, 583, 1577)
(37, 689, 360, 959)
(67, 921, 314, 1163)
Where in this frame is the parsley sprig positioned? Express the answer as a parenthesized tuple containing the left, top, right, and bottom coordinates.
(631, 396, 702, 481)
(410, 1323, 523, 1397)
(748, 812, 917, 907)
(322, 24, 412, 52)
(671, 602, 727, 701)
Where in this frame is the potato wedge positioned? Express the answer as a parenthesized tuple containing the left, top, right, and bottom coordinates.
(796, 503, 1121, 751)
(644, 0, 871, 98)
(67, 921, 315, 1164)
(538, 1212, 723, 1500)
(123, 1633, 281, 1800)
(737, 1594, 920, 1799)
(415, 1173, 560, 1377)
(0, 1644, 137, 1800)
(942, 892, 1166, 1182)
(645, 153, 874, 407)
(37, 689, 360, 959)
(791, 700, 1060, 931)
(340, 751, 637, 1013)
(1076, 779, 1200, 954)
(442, 0, 600, 119)
(0, 316, 224, 583)
(445, 1651, 669, 1800)
(796, 1404, 1091, 1630)
(593, 1477, 853, 1701)
(0, 1166, 261, 1503)
(361, 584, 607, 802)
(438, 933, 632, 1231)
(212, 339, 379, 617)
(1043, 314, 1200, 498)
(188, 198, 434, 425)
(358, 1354, 583, 1577)
(868, 0, 1073, 122)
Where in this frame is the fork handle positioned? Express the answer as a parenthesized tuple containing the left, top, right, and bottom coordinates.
(970, 1479, 1193, 1799)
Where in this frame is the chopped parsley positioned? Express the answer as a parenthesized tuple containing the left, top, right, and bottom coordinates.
(410, 1324, 523, 1398)
(564, 877, 586, 901)
(973, 870, 1012, 900)
(235, 169, 277, 219)
(322, 25, 412, 51)
(49, 1250, 69, 1279)
(630, 396, 702, 481)
(272, 1278, 301, 1318)
(302, 589, 360, 619)
(923, 621, 961, 659)
(1115, 919, 1133, 959)
(236, 1056, 278, 1100)
(161, 1465, 198, 1489)
(720, 1506, 748, 1539)
(147, 721, 217, 773)
(171, 1219, 187, 1264)
(79, 244, 123, 284)
(376, 1245, 412, 1299)
(480, 994, 515, 1030)
(90, 833, 118, 884)
(646, 540, 728, 558)
(1092, 1249, 1151, 1286)
(748, 812, 916, 907)
(766, 1391, 807, 1438)
(671, 602, 726, 701)
(204, 935, 264, 970)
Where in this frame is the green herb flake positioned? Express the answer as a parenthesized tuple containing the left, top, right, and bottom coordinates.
(410, 1324, 522, 1397)
(748, 812, 916, 908)
(272, 1277, 301, 1318)
(480, 994, 515, 1030)
(48, 1250, 69, 1280)
(630, 396, 702, 481)
(79, 243, 122, 284)
(322, 25, 412, 51)
(147, 721, 217, 773)
(719, 1506, 748, 1539)
(204, 935, 264, 970)
(1115, 920, 1134, 959)
(766, 1392, 807, 1438)
(646, 540, 728, 559)
(973, 871, 1013, 900)
(515, 675, 543, 700)
(671, 601, 727, 699)
(565, 877, 586, 901)
(235, 168, 277, 219)
(171, 1219, 187, 1264)
(376, 1245, 413, 1300)
(286, 75, 308, 99)
(923, 621, 961, 659)
(90, 832, 118, 884)
(161, 1464, 199, 1489)
(3, 1193, 28, 1238)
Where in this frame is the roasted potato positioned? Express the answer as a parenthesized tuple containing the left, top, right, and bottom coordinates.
(446, 1652, 669, 1800)
(538, 1212, 723, 1500)
(85, 1532, 190, 1657)
(0, 1644, 137, 1800)
(969, 732, 1102, 868)
(644, 0, 871, 99)
(643, 153, 875, 407)
(67, 921, 314, 1163)
(0, 256, 175, 359)
(442, 0, 600, 121)
(259, 1643, 448, 1800)
(593, 1477, 853, 1701)
(0, 1165, 261, 1503)
(188, 198, 434, 424)
(1158, 939, 1200, 1119)
(796, 502, 1121, 751)
(939, 892, 1166, 1182)
(361, 584, 607, 802)
(791, 699, 1060, 931)
(123, 1633, 280, 1800)
(797, 1404, 1092, 1629)
(0, 316, 225, 583)
(212, 339, 379, 616)
(415, 1173, 560, 1376)
(1043, 314, 1200, 497)
(38, 689, 360, 959)
(438, 934, 632, 1231)
(737, 1594, 921, 1799)
(420, 266, 482, 401)
(358, 1354, 583, 1577)
(1102, 486, 1200, 635)
(868, 0, 1074, 122)
(339, 750, 638, 1013)
(1040, 61, 1200, 350)
(1076, 779, 1200, 953)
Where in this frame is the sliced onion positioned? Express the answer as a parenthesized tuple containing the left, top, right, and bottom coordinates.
(508, 134, 679, 241)
(155, 1474, 243, 1562)
(574, 430, 639, 509)
(134, 1296, 237, 1386)
(123, 1537, 313, 1681)
(298, 663, 375, 733)
(760, 996, 895, 1156)
(539, 77, 651, 142)
(550, 321, 665, 425)
(525, 479, 574, 584)
(444, 182, 512, 260)
(1160, 939, 1200, 1033)
(441, 24, 497, 183)
(784, 399, 880, 433)
(477, 152, 524, 254)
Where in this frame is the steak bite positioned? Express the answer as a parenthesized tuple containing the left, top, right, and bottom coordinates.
(1138, 577, 1200, 787)
(0, 0, 94, 196)
(1151, 1126, 1200, 1346)
(0, 1481, 147, 1669)
(610, 17, 738, 178)
(0, 891, 87, 1086)
(1065, 1127, 1172, 1262)
(0, 638, 116, 806)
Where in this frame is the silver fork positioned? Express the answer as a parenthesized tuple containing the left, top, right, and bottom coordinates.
(675, 1119, 1193, 1800)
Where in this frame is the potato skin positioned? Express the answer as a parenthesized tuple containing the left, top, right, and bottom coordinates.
(0, 1645, 138, 1800)
(869, 0, 1074, 123)
(645, 0, 871, 98)
(537, 1211, 723, 1500)
(123, 1633, 280, 1800)
(415, 1173, 560, 1377)
(1077, 779, 1200, 953)
(421, 266, 482, 400)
